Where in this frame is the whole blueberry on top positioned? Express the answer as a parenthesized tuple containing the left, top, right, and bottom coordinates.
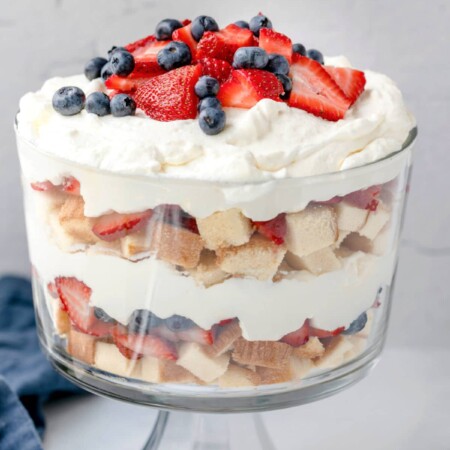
(199, 107, 226, 136)
(233, 47, 269, 69)
(128, 310, 164, 334)
(307, 49, 324, 65)
(342, 312, 368, 335)
(276, 74, 293, 100)
(110, 50, 135, 77)
(85, 92, 111, 117)
(234, 20, 250, 29)
(107, 46, 127, 59)
(52, 86, 85, 116)
(111, 93, 137, 117)
(155, 18, 183, 40)
(198, 96, 222, 112)
(292, 43, 307, 56)
(194, 76, 220, 99)
(249, 14, 273, 36)
(84, 57, 108, 81)
(157, 41, 192, 70)
(165, 315, 196, 332)
(101, 63, 113, 81)
(94, 307, 115, 323)
(191, 15, 219, 41)
(265, 54, 290, 75)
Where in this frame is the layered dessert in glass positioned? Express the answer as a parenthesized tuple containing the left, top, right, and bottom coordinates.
(16, 14, 415, 399)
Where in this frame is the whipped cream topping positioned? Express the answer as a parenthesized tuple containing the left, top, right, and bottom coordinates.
(17, 56, 415, 183)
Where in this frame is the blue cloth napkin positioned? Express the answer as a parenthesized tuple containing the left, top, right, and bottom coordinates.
(0, 276, 84, 450)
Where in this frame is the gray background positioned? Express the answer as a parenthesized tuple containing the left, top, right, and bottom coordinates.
(1, 1, 449, 448)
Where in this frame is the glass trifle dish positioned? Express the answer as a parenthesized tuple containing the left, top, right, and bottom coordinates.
(16, 13, 416, 448)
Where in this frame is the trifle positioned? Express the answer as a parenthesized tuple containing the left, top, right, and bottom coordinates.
(16, 14, 415, 409)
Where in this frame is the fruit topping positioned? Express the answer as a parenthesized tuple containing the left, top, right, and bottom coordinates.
(155, 18, 183, 41)
(292, 43, 306, 56)
(309, 326, 345, 338)
(128, 310, 164, 333)
(249, 14, 273, 36)
(172, 24, 198, 59)
(342, 312, 368, 335)
(52, 86, 85, 116)
(126, 36, 169, 75)
(200, 57, 232, 83)
(110, 93, 137, 117)
(85, 92, 111, 117)
(157, 41, 192, 71)
(195, 76, 220, 98)
(30, 181, 55, 192)
(61, 176, 81, 195)
(191, 15, 220, 42)
(259, 28, 292, 63)
(265, 54, 290, 75)
(165, 315, 196, 332)
(253, 213, 287, 245)
(93, 307, 116, 324)
(101, 63, 113, 81)
(234, 20, 250, 29)
(233, 47, 269, 70)
(324, 66, 366, 105)
(306, 49, 324, 65)
(199, 106, 226, 136)
(84, 57, 108, 81)
(105, 74, 154, 93)
(110, 49, 135, 77)
(276, 73, 293, 100)
(281, 320, 310, 347)
(198, 96, 222, 112)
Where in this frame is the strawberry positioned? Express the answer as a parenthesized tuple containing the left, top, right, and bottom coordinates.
(253, 213, 286, 245)
(218, 69, 283, 108)
(344, 185, 381, 211)
(172, 24, 198, 61)
(62, 177, 80, 195)
(30, 181, 55, 192)
(281, 320, 310, 347)
(324, 66, 366, 105)
(113, 326, 178, 361)
(218, 318, 234, 326)
(196, 24, 255, 62)
(288, 54, 351, 121)
(153, 204, 199, 234)
(105, 74, 161, 92)
(200, 57, 232, 83)
(47, 282, 59, 299)
(125, 35, 169, 75)
(134, 65, 202, 121)
(92, 210, 152, 242)
(177, 326, 214, 346)
(310, 326, 345, 338)
(259, 28, 293, 63)
(114, 338, 143, 360)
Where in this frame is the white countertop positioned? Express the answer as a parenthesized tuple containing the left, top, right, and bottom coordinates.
(43, 347, 450, 450)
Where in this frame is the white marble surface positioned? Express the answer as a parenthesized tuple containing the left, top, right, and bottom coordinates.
(44, 347, 450, 450)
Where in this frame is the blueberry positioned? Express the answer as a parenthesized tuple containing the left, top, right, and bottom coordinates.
(165, 315, 196, 332)
(194, 76, 220, 99)
(276, 74, 293, 100)
(101, 63, 113, 81)
(307, 49, 324, 65)
(199, 107, 226, 136)
(111, 93, 136, 117)
(292, 43, 307, 56)
(128, 310, 163, 334)
(155, 18, 183, 40)
(342, 312, 368, 335)
(191, 15, 219, 41)
(85, 92, 111, 116)
(249, 14, 273, 36)
(84, 57, 108, 81)
(110, 50, 135, 77)
(157, 41, 192, 70)
(94, 307, 115, 323)
(107, 46, 127, 59)
(233, 47, 269, 69)
(265, 54, 290, 75)
(198, 96, 221, 112)
(234, 20, 249, 29)
(52, 86, 85, 116)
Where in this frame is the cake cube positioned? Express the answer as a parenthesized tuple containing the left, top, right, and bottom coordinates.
(343, 336, 367, 361)
(359, 205, 390, 240)
(67, 328, 96, 364)
(218, 364, 261, 388)
(48, 211, 79, 250)
(148, 221, 204, 269)
(314, 336, 353, 370)
(189, 250, 230, 287)
(206, 321, 242, 357)
(371, 224, 391, 255)
(95, 342, 141, 377)
(55, 305, 71, 335)
(256, 366, 292, 385)
(293, 337, 325, 359)
(121, 229, 152, 258)
(176, 342, 230, 383)
(285, 247, 341, 276)
(285, 205, 337, 257)
(232, 338, 292, 369)
(289, 356, 315, 379)
(216, 235, 286, 281)
(197, 208, 253, 250)
(335, 201, 369, 232)
(140, 357, 199, 384)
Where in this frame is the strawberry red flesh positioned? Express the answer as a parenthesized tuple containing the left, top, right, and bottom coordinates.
(253, 214, 287, 245)
(177, 327, 213, 346)
(172, 24, 198, 61)
(281, 320, 310, 347)
(62, 177, 80, 195)
(324, 66, 366, 105)
(310, 326, 345, 338)
(200, 57, 232, 83)
(259, 28, 293, 63)
(344, 185, 381, 211)
(30, 181, 56, 192)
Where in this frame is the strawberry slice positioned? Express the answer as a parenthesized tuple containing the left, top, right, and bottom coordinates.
(114, 338, 144, 360)
(134, 64, 202, 121)
(344, 185, 381, 211)
(324, 66, 366, 105)
(62, 177, 80, 195)
(288, 54, 351, 121)
(125, 35, 169, 75)
(281, 320, 310, 347)
(310, 326, 345, 338)
(259, 28, 293, 63)
(92, 210, 152, 242)
(30, 181, 56, 192)
(196, 24, 255, 62)
(105, 73, 163, 92)
(200, 57, 232, 83)
(218, 318, 234, 326)
(172, 24, 198, 61)
(253, 213, 287, 245)
(218, 69, 283, 108)
(47, 282, 59, 299)
(113, 326, 178, 361)
(177, 327, 214, 346)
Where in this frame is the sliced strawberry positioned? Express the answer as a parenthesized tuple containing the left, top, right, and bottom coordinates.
(115, 338, 143, 360)
(200, 57, 232, 83)
(218, 69, 283, 108)
(153, 204, 199, 234)
(324, 66, 366, 105)
(344, 185, 381, 211)
(172, 24, 198, 61)
(105, 74, 159, 93)
(310, 326, 345, 338)
(177, 326, 214, 346)
(125, 35, 169, 75)
(92, 210, 152, 242)
(134, 65, 202, 121)
(281, 320, 310, 347)
(30, 181, 55, 192)
(61, 177, 80, 195)
(218, 318, 234, 326)
(288, 54, 351, 121)
(151, 325, 180, 342)
(113, 326, 178, 361)
(47, 282, 59, 299)
(253, 213, 286, 245)
(259, 28, 293, 63)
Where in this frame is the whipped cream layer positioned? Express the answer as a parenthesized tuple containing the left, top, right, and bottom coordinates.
(17, 56, 415, 184)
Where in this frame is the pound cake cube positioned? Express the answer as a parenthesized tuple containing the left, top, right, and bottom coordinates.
(67, 328, 96, 365)
(95, 342, 141, 378)
(218, 363, 261, 388)
(189, 250, 230, 287)
(121, 229, 152, 258)
(148, 221, 204, 269)
(285, 247, 341, 276)
(285, 205, 337, 257)
(216, 235, 286, 281)
(371, 224, 391, 255)
(293, 337, 325, 359)
(140, 357, 199, 384)
(55, 305, 71, 335)
(206, 321, 242, 357)
(314, 336, 354, 370)
(335, 201, 369, 232)
(197, 209, 253, 250)
(256, 366, 292, 385)
(176, 342, 230, 383)
(232, 338, 292, 369)
(289, 355, 315, 379)
(359, 205, 390, 240)
(344, 336, 367, 361)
